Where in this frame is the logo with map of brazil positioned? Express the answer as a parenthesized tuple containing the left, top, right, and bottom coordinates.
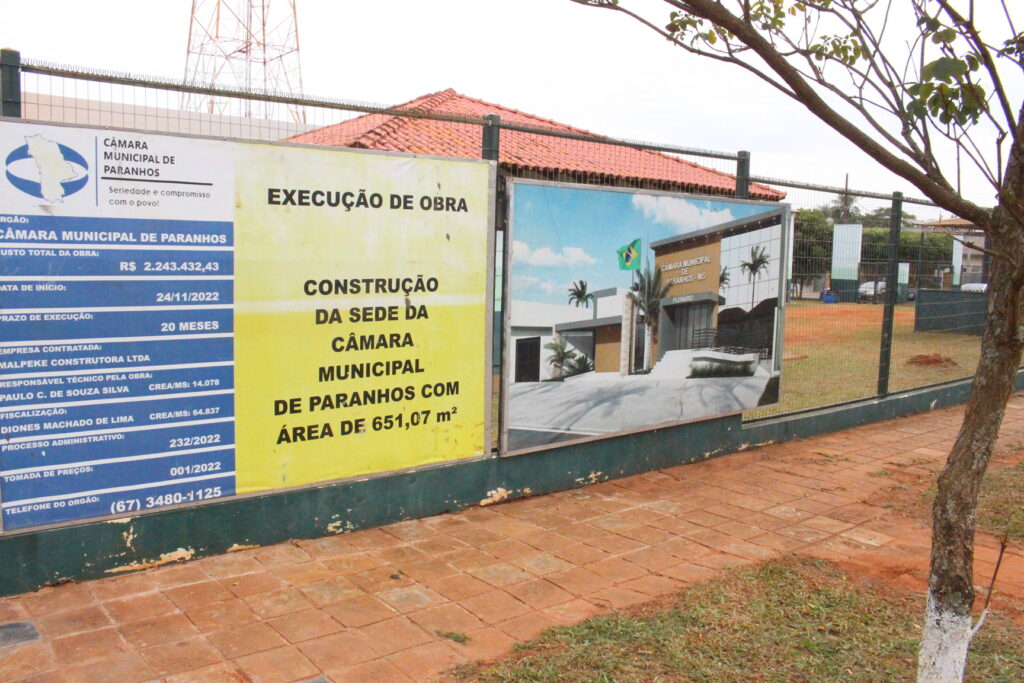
(5, 134, 89, 203)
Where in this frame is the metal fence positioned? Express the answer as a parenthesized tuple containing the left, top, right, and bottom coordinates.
(0, 51, 993, 425)
(742, 180, 986, 418)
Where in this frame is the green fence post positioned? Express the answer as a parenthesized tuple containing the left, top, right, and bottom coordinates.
(1, 49, 22, 118)
(482, 114, 505, 452)
(736, 150, 750, 199)
(917, 229, 924, 289)
(877, 191, 903, 396)
(482, 113, 500, 161)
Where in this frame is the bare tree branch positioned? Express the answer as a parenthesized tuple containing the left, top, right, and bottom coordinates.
(572, 0, 1013, 229)
(943, 230, 1015, 265)
(970, 536, 1010, 638)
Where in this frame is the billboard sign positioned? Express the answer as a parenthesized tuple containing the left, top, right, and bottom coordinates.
(831, 223, 863, 281)
(0, 121, 492, 532)
(504, 180, 787, 454)
(952, 238, 963, 286)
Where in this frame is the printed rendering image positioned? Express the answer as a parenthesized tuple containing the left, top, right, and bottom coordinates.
(505, 182, 787, 453)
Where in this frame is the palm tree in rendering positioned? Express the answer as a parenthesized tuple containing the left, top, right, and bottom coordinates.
(635, 264, 671, 371)
(544, 334, 575, 380)
(567, 280, 595, 308)
(563, 353, 593, 377)
(740, 245, 770, 310)
(719, 266, 731, 293)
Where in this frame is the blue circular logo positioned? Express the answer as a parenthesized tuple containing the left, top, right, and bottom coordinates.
(5, 138, 89, 202)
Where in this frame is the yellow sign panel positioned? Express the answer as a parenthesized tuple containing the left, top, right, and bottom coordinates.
(233, 145, 491, 493)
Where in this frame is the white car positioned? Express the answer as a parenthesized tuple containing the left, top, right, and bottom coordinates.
(961, 283, 988, 293)
(857, 281, 886, 302)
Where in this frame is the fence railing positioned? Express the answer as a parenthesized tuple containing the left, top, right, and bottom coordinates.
(0, 49, 991, 425)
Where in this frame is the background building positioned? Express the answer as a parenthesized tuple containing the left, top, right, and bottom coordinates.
(288, 89, 784, 200)
(914, 217, 986, 285)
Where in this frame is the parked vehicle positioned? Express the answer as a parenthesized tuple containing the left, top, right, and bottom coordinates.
(961, 283, 988, 293)
(857, 281, 886, 303)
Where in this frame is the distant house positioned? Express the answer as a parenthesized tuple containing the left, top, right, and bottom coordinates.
(913, 217, 986, 285)
(287, 89, 784, 200)
(25, 86, 783, 199)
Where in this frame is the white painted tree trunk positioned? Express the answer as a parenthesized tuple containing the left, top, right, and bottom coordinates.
(916, 592, 972, 682)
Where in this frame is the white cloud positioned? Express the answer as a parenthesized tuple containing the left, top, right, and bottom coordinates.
(510, 273, 565, 295)
(631, 195, 735, 234)
(538, 281, 560, 294)
(513, 240, 597, 267)
(511, 274, 540, 290)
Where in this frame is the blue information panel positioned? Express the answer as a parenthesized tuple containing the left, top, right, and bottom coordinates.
(1, 214, 235, 531)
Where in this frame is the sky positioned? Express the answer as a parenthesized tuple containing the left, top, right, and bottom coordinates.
(511, 182, 781, 310)
(1, 0, 1017, 218)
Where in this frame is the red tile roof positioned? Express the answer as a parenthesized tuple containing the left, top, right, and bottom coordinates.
(288, 89, 783, 200)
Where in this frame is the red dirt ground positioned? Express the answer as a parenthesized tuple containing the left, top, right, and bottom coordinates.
(855, 437, 1024, 624)
(906, 353, 958, 367)
(785, 302, 913, 345)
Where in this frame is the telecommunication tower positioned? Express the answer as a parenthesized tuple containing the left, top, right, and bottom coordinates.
(183, 0, 304, 122)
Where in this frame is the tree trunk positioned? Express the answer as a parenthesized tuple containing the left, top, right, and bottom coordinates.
(917, 210, 1024, 681)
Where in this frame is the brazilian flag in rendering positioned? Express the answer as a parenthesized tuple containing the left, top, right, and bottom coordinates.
(617, 238, 641, 271)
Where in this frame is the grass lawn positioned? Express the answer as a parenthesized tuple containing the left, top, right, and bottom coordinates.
(452, 557, 1024, 682)
(979, 461, 1024, 540)
(751, 300, 981, 418)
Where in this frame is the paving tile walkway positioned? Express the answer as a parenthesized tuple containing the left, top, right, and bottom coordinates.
(2, 395, 1024, 682)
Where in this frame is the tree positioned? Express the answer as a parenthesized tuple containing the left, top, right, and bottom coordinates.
(861, 228, 954, 272)
(543, 334, 575, 380)
(719, 265, 731, 292)
(828, 188, 862, 222)
(569, 1, 1022, 680)
(564, 353, 595, 377)
(863, 205, 919, 230)
(635, 264, 672, 370)
(740, 244, 771, 309)
(567, 279, 595, 308)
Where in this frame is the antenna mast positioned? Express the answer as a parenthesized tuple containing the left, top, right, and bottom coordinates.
(183, 0, 304, 122)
